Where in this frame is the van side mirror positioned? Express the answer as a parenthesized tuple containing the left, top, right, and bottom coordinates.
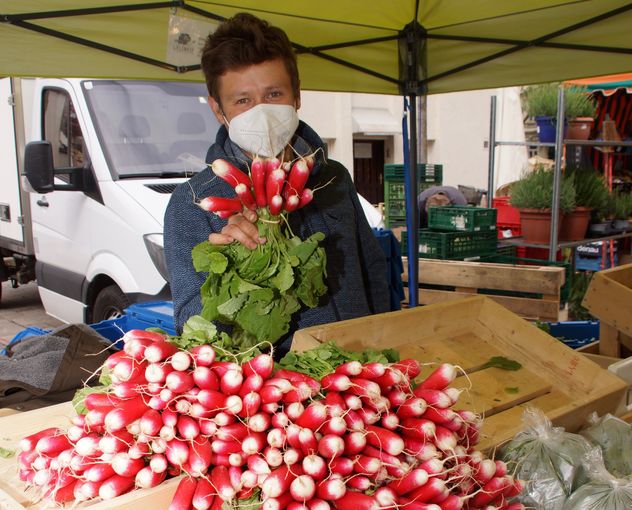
(23, 141, 55, 193)
(23, 141, 91, 194)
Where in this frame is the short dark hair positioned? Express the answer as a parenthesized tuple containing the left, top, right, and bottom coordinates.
(201, 13, 299, 103)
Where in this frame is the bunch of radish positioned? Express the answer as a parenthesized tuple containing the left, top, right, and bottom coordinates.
(199, 156, 314, 217)
(16, 329, 523, 509)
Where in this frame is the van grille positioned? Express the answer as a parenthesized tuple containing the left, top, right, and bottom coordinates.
(145, 184, 178, 194)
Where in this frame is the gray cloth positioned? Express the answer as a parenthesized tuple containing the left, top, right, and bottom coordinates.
(0, 324, 115, 406)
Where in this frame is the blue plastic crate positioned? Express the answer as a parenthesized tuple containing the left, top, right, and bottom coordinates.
(575, 241, 618, 271)
(547, 320, 600, 349)
(124, 301, 176, 335)
(90, 317, 129, 347)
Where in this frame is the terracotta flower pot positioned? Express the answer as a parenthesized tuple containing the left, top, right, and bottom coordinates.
(567, 117, 594, 140)
(519, 208, 564, 244)
(560, 207, 591, 241)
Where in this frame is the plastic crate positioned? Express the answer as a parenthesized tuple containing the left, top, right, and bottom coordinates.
(492, 197, 520, 226)
(124, 301, 176, 334)
(575, 241, 618, 271)
(428, 205, 497, 232)
(91, 317, 128, 346)
(384, 182, 436, 228)
(497, 223, 522, 239)
(401, 229, 497, 260)
(547, 320, 600, 349)
(384, 163, 443, 185)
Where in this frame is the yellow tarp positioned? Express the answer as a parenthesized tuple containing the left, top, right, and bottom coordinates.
(1, 1, 631, 94)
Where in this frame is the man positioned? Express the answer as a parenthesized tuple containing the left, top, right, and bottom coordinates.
(417, 186, 468, 228)
(164, 13, 389, 355)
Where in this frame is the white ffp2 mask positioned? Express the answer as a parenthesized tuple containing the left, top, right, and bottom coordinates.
(226, 103, 299, 158)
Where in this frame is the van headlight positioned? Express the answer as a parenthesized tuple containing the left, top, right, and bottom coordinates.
(143, 233, 170, 282)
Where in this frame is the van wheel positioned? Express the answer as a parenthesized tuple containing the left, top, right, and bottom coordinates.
(92, 285, 130, 322)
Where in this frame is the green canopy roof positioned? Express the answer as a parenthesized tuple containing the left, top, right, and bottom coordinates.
(2, 1, 631, 94)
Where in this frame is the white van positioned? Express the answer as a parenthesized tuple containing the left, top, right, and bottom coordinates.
(0, 77, 220, 323)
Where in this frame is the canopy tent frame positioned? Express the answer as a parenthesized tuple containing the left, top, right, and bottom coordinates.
(3, 1, 632, 304)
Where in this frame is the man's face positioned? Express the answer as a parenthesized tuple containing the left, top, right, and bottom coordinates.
(208, 58, 299, 125)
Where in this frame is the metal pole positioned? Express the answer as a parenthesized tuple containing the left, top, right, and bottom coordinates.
(487, 96, 497, 202)
(549, 85, 565, 262)
(418, 94, 427, 164)
(407, 93, 419, 307)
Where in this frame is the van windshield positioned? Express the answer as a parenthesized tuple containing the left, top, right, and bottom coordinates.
(82, 80, 220, 178)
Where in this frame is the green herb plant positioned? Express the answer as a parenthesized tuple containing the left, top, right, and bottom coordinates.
(510, 166, 576, 212)
(568, 271, 595, 321)
(564, 85, 597, 119)
(524, 83, 559, 118)
(565, 166, 610, 211)
(193, 214, 327, 351)
(612, 191, 632, 220)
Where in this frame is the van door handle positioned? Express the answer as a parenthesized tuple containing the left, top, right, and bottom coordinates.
(36, 198, 49, 207)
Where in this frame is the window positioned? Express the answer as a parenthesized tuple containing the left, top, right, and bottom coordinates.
(43, 89, 86, 179)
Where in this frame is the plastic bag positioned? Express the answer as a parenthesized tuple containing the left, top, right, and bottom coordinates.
(580, 412, 632, 477)
(499, 407, 593, 510)
(563, 448, 632, 509)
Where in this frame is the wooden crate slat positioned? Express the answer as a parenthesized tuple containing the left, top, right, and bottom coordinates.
(416, 288, 562, 321)
(583, 264, 632, 337)
(402, 258, 565, 295)
(453, 366, 552, 418)
(294, 296, 626, 453)
(397, 333, 501, 376)
(400, 257, 565, 321)
(477, 390, 571, 452)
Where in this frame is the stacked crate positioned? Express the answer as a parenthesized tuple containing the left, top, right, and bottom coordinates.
(384, 163, 443, 228)
(402, 205, 498, 259)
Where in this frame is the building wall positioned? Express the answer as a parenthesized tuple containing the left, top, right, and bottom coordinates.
(299, 87, 527, 197)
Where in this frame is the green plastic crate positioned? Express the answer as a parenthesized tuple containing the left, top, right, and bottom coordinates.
(385, 184, 436, 225)
(384, 164, 443, 185)
(401, 229, 497, 260)
(428, 206, 497, 232)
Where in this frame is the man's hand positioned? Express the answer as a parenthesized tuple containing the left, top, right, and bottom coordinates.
(208, 209, 266, 249)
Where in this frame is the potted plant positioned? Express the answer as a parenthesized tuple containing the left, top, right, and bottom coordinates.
(524, 83, 560, 143)
(509, 166, 576, 244)
(612, 191, 632, 232)
(588, 193, 616, 237)
(565, 85, 597, 140)
(561, 166, 609, 241)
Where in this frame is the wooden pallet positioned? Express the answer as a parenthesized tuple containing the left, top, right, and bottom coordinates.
(583, 263, 632, 357)
(401, 257, 566, 321)
(293, 296, 626, 453)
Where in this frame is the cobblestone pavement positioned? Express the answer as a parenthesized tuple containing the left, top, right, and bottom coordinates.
(0, 282, 64, 347)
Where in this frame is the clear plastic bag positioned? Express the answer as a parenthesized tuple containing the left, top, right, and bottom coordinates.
(563, 448, 632, 510)
(580, 412, 632, 477)
(499, 407, 593, 510)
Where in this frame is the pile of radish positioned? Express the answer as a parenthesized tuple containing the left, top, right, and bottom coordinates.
(16, 329, 524, 509)
(200, 156, 315, 217)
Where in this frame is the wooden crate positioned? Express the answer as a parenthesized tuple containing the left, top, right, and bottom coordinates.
(293, 296, 626, 453)
(400, 257, 566, 321)
(582, 263, 632, 357)
(0, 402, 179, 509)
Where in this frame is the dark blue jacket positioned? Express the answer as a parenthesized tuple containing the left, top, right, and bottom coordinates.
(163, 122, 389, 354)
